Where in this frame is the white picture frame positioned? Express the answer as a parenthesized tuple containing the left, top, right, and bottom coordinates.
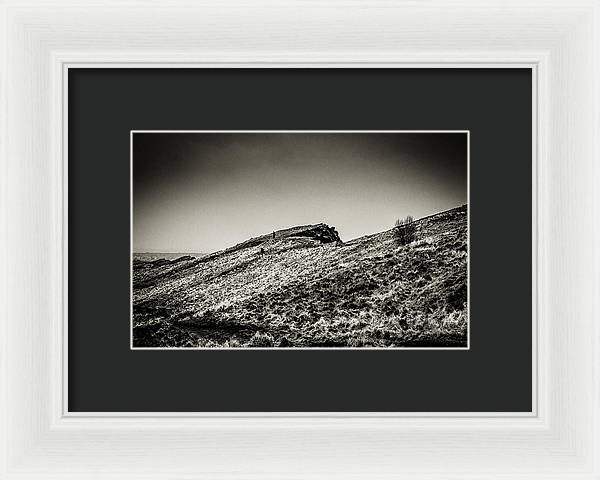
(1, 1, 598, 478)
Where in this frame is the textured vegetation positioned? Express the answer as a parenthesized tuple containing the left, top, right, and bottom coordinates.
(132, 205, 468, 348)
(394, 215, 416, 246)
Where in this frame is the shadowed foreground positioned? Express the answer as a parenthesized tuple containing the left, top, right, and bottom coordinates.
(132, 205, 468, 348)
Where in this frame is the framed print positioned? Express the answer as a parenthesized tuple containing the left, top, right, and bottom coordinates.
(2, 1, 599, 479)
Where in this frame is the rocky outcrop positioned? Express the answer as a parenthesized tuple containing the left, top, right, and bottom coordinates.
(223, 223, 341, 255)
(290, 223, 340, 244)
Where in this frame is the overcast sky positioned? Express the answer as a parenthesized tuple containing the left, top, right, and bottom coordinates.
(133, 132, 467, 253)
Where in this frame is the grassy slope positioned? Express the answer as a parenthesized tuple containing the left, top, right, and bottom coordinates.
(133, 205, 468, 348)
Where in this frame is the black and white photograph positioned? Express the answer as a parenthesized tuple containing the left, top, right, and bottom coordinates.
(132, 131, 469, 349)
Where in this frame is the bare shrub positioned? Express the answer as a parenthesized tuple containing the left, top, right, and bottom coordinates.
(394, 215, 416, 245)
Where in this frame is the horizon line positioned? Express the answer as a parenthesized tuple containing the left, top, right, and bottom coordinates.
(133, 203, 467, 255)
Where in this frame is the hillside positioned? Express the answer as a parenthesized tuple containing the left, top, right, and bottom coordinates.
(132, 205, 468, 348)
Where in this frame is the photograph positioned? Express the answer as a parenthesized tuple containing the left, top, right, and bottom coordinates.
(131, 131, 469, 349)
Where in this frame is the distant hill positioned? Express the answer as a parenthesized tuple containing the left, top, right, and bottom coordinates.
(132, 205, 468, 348)
(133, 252, 207, 262)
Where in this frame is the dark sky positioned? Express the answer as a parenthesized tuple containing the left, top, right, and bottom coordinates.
(133, 132, 467, 253)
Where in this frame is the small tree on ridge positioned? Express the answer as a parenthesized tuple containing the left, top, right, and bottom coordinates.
(394, 215, 416, 246)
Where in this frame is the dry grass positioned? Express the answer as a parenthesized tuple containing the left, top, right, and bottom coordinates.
(133, 205, 468, 348)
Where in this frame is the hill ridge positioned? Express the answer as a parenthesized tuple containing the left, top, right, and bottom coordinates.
(137, 205, 468, 266)
(132, 204, 468, 348)
(345, 204, 468, 245)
